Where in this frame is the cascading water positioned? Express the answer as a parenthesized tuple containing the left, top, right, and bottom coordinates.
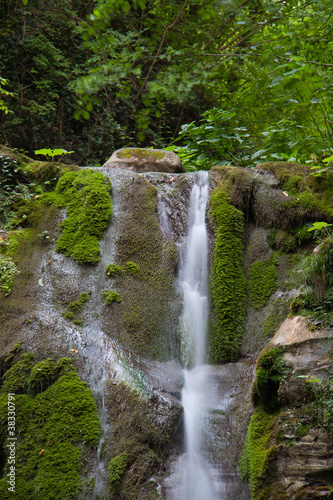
(178, 171, 217, 500)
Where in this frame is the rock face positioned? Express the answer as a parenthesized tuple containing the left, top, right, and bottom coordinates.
(242, 317, 333, 500)
(103, 147, 185, 173)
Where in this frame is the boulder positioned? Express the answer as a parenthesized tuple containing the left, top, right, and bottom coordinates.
(102, 147, 185, 173)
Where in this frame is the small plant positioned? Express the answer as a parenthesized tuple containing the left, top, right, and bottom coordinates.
(105, 264, 124, 277)
(0, 255, 20, 295)
(125, 261, 139, 275)
(34, 148, 74, 163)
(101, 290, 121, 305)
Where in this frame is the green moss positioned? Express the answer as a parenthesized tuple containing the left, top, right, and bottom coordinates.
(102, 290, 121, 304)
(208, 187, 246, 363)
(239, 407, 277, 500)
(125, 261, 139, 275)
(261, 298, 292, 339)
(0, 355, 100, 499)
(252, 346, 290, 409)
(63, 292, 89, 324)
(105, 264, 124, 278)
(54, 169, 112, 265)
(108, 453, 128, 494)
(248, 255, 278, 309)
(118, 148, 165, 161)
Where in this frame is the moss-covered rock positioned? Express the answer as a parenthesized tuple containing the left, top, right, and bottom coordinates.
(101, 171, 181, 361)
(104, 381, 182, 500)
(54, 169, 112, 265)
(0, 355, 101, 499)
(208, 187, 246, 363)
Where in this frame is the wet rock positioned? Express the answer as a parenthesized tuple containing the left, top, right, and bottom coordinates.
(103, 147, 185, 173)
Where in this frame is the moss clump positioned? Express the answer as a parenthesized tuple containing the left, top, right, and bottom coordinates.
(252, 346, 290, 409)
(208, 187, 246, 363)
(0, 355, 101, 499)
(105, 264, 124, 278)
(125, 261, 139, 276)
(108, 453, 128, 494)
(248, 255, 278, 309)
(63, 292, 89, 323)
(0, 255, 20, 295)
(102, 290, 121, 304)
(239, 406, 277, 499)
(54, 169, 112, 265)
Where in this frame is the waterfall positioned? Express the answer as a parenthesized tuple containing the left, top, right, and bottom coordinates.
(178, 171, 217, 500)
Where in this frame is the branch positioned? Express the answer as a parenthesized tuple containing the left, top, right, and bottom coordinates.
(134, 0, 189, 101)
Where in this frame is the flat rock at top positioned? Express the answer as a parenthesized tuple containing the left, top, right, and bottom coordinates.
(102, 147, 185, 173)
(271, 315, 331, 345)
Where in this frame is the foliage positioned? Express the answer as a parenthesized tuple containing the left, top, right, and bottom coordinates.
(35, 149, 74, 163)
(0, 255, 20, 295)
(208, 187, 246, 363)
(1, 0, 333, 166)
(53, 169, 112, 265)
(0, 355, 101, 499)
(0, 77, 14, 115)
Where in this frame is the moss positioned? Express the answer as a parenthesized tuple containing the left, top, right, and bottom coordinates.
(125, 261, 139, 276)
(105, 264, 124, 278)
(261, 298, 292, 339)
(208, 187, 246, 363)
(248, 255, 278, 309)
(108, 453, 128, 494)
(118, 148, 165, 161)
(252, 346, 290, 409)
(62, 292, 89, 324)
(0, 355, 101, 499)
(239, 406, 277, 500)
(54, 169, 112, 265)
(102, 290, 121, 305)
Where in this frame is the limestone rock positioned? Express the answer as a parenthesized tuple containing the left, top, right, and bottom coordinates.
(103, 147, 185, 173)
(271, 315, 332, 346)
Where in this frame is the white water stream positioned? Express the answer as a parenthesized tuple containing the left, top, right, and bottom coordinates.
(178, 171, 217, 500)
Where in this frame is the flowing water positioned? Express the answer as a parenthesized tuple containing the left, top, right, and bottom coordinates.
(177, 171, 217, 500)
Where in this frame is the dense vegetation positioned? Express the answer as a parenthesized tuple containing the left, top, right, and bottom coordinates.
(0, 0, 332, 168)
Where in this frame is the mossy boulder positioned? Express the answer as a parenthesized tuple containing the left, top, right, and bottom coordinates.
(103, 147, 185, 173)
